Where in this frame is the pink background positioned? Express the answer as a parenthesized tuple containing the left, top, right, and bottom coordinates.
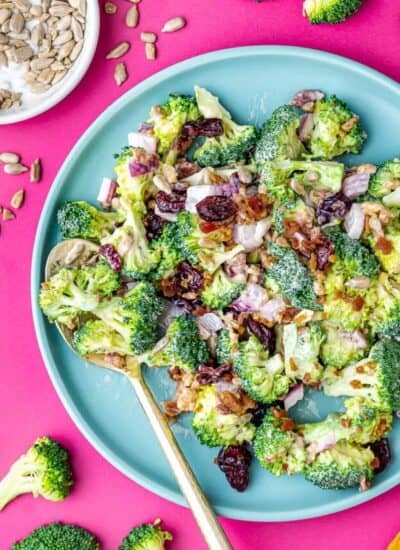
(1, 0, 400, 548)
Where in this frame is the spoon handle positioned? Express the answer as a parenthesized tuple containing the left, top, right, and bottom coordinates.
(129, 374, 233, 550)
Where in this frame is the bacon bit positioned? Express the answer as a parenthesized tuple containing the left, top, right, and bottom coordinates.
(340, 418, 352, 428)
(271, 407, 286, 419)
(376, 236, 393, 255)
(371, 457, 380, 470)
(309, 253, 317, 271)
(104, 353, 126, 370)
(356, 365, 366, 374)
(352, 296, 365, 311)
(218, 390, 256, 415)
(376, 419, 388, 439)
(279, 307, 301, 324)
(350, 379, 363, 389)
(359, 475, 371, 492)
(289, 358, 298, 372)
(163, 400, 181, 417)
(200, 221, 219, 233)
(303, 373, 312, 385)
(341, 116, 359, 132)
(280, 417, 295, 431)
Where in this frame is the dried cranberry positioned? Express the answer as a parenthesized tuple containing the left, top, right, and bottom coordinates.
(197, 118, 224, 137)
(161, 261, 204, 299)
(175, 159, 200, 179)
(196, 363, 232, 385)
(315, 234, 335, 271)
(196, 195, 237, 222)
(249, 403, 269, 427)
(247, 317, 276, 354)
(316, 192, 351, 225)
(99, 244, 122, 271)
(370, 438, 391, 474)
(155, 190, 186, 213)
(217, 445, 252, 492)
(144, 209, 167, 240)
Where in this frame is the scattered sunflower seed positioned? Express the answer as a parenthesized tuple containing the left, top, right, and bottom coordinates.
(125, 4, 138, 27)
(4, 162, 28, 174)
(0, 152, 19, 163)
(2, 207, 15, 220)
(140, 31, 157, 43)
(161, 16, 186, 33)
(30, 158, 42, 182)
(145, 42, 156, 60)
(104, 1, 117, 14)
(106, 41, 130, 59)
(10, 189, 24, 209)
(114, 62, 127, 86)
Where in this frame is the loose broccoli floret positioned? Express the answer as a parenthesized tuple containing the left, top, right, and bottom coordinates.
(119, 522, 172, 550)
(150, 222, 184, 280)
(114, 147, 157, 202)
(265, 243, 321, 310)
(234, 336, 290, 403)
(192, 385, 256, 447)
(324, 227, 380, 279)
(57, 201, 123, 241)
(253, 408, 306, 475)
(369, 223, 400, 275)
(102, 198, 160, 279)
(216, 328, 235, 365)
(149, 93, 201, 163)
(12, 522, 99, 550)
(307, 95, 366, 159)
(272, 197, 315, 234)
(39, 263, 120, 329)
(95, 282, 164, 355)
(322, 339, 400, 411)
(0, 437, 73, 511)
(176, 211, 244, 273)
(369, 273, 400, 339)
(368, 158, 400, 199)
(201, 269, 244, 310)
(147, 314, 210, 371)
(304, 441, 375, 490)
(193, 86, 256, 166)
(283, 322, 325, 384)
(259, 159, 345, 198)
(73, 319, 133, 357)
(254, 105, 306, 164)
(303, 0, 363, 24)
(320, 323, 370, 368)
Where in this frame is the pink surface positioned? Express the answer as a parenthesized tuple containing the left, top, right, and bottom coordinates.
(1, 0, 400, 548)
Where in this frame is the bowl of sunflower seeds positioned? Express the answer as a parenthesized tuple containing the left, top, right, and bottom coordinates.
(0, 0, 99, 124)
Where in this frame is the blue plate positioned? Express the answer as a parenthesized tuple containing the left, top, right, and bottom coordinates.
(31, 46, 400, 521)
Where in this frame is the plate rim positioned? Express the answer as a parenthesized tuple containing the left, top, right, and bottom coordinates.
(31, 45, 400, 522)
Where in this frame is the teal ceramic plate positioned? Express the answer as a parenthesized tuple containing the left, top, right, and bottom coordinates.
(31, 46, 400, 521)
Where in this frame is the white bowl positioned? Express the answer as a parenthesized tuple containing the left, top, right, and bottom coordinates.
(0, 0, 100, 125)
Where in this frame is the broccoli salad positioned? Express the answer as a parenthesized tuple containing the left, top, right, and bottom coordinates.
(40, 85, 400, 493)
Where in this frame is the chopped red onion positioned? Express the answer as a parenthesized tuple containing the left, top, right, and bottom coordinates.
(232, 284, 269, 313)
(259, 296, 286, 322)
(128, 132, 157, 154)
(291, 89, 325, 108)
(197, 312, 225, 332)
(342, 173, 370, 199)
(314, 433, 337, 454)
(344, 203, 365, 239)
(339, 330, 368, 349)
(284, 383, 304, 411)
(298, 113, 314, 142)
(185, 184, 222, 213)
(138, 122, 154, 134)
(97, 177, 117, 208)
(233, 219, 270, 252)
(154, 205, 178, 222)
(128, 153, 159, 177)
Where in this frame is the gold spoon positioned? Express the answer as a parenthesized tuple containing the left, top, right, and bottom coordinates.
(45, 238, 232, 550)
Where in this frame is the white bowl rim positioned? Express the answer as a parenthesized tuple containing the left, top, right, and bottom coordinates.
(0, 0, 100, 125)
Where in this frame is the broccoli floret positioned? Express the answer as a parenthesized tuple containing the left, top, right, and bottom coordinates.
(303, 0, 363, 24)
(368, 158, 400, 199)
(283, 322, 325, 384)
(114, 147, 156, 202)
(369, 224, 400, 275)
(102, 198, 160, 279)
(0, 437, 73, 511)
(149, 93, 201, 163)
(150, 222, 184, 280)
(272, 198, 315, 234)
(255, 105, 306, 164)
(39, 263, 120, 329)
(259, 159, 345, 198)
(216, 328, 235, 365)
(234, 336, 290, 403)
(119, 522, 172, 550)
(323, 268, 376, 331)
(57, 201, 123, 241)
(307, 95, 366, 159)
(192, 385, 256, 447)
(201, 269, 244, 310)
(304, 441, 375, 490)
(369, 273, 400, 339)
(253, 408, 306, 475)
(73, 319, 132, 357)
(12, 522, 99, 550)
(322, 339, 400, 411)
(193, 86, 256, 166)
(147, 315, 210, 371)
(324, 227, 380, 279)
(176, 211, 244, 273)
(95, 282, 164, 355)
(265, 243, 321, 310)
(320, 323, 370, 368)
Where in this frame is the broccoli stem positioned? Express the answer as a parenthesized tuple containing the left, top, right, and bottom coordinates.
(0, 456, 42, 510)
